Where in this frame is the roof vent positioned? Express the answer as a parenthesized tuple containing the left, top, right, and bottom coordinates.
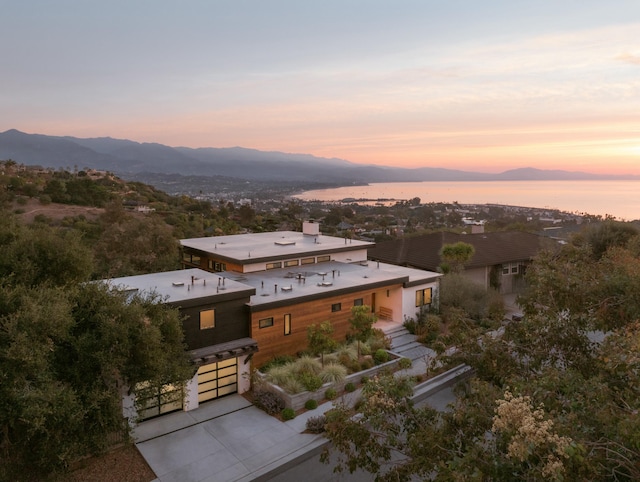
(318, 281, 333, 287)
(172, 282, 184, 287)
(275, 240, 296, 246)
(281, 286, 293, 292)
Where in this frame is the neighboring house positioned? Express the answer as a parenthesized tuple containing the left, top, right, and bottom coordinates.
(107, 222, 441, 420)
(368, 231, 553, 294)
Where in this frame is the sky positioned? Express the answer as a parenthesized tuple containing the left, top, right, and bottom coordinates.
(2, 0, 640, 175)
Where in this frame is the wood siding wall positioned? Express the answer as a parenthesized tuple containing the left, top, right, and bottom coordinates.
(250, 287, 394, 367)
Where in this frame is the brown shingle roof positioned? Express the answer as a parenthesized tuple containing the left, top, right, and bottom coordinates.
(368, 231, 550, 271)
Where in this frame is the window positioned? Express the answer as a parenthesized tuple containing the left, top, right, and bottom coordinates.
(354, 298, 363, 307)
(415, 288, 432, 307)
(259, 317, 274, 328)
(266, 262, 282, 270)
(200, 309, 215, 329)
(183, 252, 201, 265)
(301, 257, 315, 265)
(284, 260, 299, 267)
(331, 303, 342, 312)
(207, 259, 226, 272)
(317, 255, 330, 263)
(502, 263, 519, 275)
(284, 314, 291, 335)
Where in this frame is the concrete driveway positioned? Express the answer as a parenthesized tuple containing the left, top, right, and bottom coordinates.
(134, 395, 326, 482)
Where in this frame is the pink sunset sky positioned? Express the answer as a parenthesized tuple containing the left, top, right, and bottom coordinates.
(2, 1, 640, 175)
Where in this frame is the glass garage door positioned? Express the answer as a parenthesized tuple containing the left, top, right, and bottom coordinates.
(136, 382, 184, 420)
(197, 358, 238, 403)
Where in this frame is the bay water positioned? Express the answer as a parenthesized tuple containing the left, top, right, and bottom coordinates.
(293, 180, 640, 221)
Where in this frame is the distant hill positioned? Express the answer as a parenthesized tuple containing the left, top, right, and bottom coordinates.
(1, 129, 637, 183)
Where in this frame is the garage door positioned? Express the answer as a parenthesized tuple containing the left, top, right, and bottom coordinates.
(197, 357, 238, 403)
(136, 382, 184, 420)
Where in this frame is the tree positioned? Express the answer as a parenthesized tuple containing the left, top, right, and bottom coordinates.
(573, 220, 639, 260)
(348, 305, 377, 357)
(93, 212, 180, 277)
(439, 241, 475, 273)
(0, 211, 192, 479)
(0, 215, 93, 287)
(307, 321, 336, 366)
(323, 224, 640, 480)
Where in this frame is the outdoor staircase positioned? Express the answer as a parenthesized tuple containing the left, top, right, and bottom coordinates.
(384, 325, 436, 362)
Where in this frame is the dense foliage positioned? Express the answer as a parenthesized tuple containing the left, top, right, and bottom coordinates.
(324, 221, 640, 481)
(0, 211, 193, 480)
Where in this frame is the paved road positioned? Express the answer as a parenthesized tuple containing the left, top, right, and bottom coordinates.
(269, 386, 456, 481)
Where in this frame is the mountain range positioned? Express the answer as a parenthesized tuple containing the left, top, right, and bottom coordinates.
(1, 129, 636, 184)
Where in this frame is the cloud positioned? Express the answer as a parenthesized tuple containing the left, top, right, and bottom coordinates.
(616, 53, 640, 66)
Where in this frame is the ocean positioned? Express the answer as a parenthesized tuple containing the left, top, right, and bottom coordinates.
(293, 180, 640, 221)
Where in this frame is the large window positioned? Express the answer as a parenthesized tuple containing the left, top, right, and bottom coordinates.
(266, 262, 282, 270)
(200, 309, 215, 329)
(301, 257, 315, 265)
(317, 255, 330, 263)
(259, 317, 274, 328)
(415, 288, 432, 307)
(284, 260, 299, 267)
(331, 303, 342, 312)
(354, 298, 364, 306)
(284, 314, 291, 336)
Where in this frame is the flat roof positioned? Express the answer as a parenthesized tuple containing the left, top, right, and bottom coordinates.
(370, 261, 442, 286)
(181, 231, 373, 263)
(218, 260, 433, 311)
(105, 268, 255, 304)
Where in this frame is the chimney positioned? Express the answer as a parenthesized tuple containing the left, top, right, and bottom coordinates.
(302, 220, 320, 236)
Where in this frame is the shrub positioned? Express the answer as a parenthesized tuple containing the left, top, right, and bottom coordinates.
(368, 328, 391, 351)
(374, 349, 390, 364)
(305, 399, 318, 410)
(486, 288, 506, 322)
(259, 355, 296, 373)
(280, 377, 305, 395)
(359, 342, 372, 356)
(398, 357, 412, 370)
(403, 317, 417, 334)
(253, 390, 285, 415)
(345, 382, 356, 393)
(320, 363, 347, 384)
(440, 273, 491, 321)
(325, 387, 337, 400)
(265, 365, 295, 387)
(294, 355, 323, 375)
(360, 375, 369, 385)
(281, 408, 296, 420)
(299, 372, 323, 392)
(360, 356, 375, 370)
(305, 415, 327, 433)
(336, 345, 358, 362)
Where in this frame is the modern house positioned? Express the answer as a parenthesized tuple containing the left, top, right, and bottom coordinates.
(368, 231, 553, 294)
(109, 222, 441, 420)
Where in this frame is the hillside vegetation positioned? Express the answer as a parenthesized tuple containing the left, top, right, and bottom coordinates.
(0, 160, 240, 278)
